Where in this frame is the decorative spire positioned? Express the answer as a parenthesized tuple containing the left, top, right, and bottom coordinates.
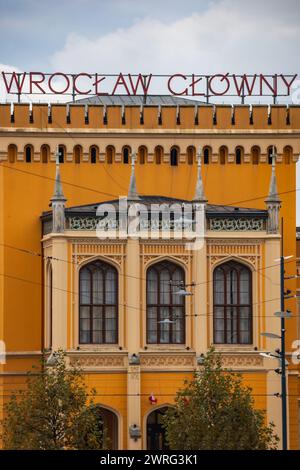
(265, 146, 281, 234)
(128, 151, 140, 201)
(265, 146, 280, 203)
(50, 146, 67, 233)
(193, 147, 207, 203)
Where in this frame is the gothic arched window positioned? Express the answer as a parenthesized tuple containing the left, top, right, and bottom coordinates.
(213, 261, 252, 344)
(146, 261, 185, 344)
(79, 260, 118, 344)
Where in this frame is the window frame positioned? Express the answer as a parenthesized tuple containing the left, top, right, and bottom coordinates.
(213, 261, 253, 345)
(79, 260, 118, 345)
(146, 261, 185, 345)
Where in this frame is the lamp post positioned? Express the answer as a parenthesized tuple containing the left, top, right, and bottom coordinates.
(280, 248, 288, 451)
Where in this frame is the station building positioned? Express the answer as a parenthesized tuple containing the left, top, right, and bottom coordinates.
(0, 96, 299, 449)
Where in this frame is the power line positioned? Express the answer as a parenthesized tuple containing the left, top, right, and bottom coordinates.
(0, 267, 297, 318)
(0, 241, 293, 289)
(0, 160, 299, 205)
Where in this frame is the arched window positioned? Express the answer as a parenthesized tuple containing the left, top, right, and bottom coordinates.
(170, 147, 178, 166)
(90, 145, 98, 164)
(122, 146, 131, 164)
(41, 144, 50, 163)
(74, 145, 82, 164)
(58, 145, 65, 163)
(106, 146, 115, 164)
(8, 144, 17, 163)
(203, 147, 210, 165)
(138, 146, 147, 164)
(213, 261, 252, 344)
(79, 260, 118, 344)
(154, 146, 163, 164)
(235, 147, 243, 165)
(283, 146, 292, 164)
(147, 260, 185, 344)
(267, 146, 277, 164)
(24, 144, 33, 163)
(187, 146, 195, 165)
(251, 146, 260, 165)
(219, 146, 227, 165)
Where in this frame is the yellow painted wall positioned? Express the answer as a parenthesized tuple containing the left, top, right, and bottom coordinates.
(0, 103, 299, 448)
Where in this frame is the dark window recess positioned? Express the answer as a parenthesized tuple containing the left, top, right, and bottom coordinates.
(91, 147, 97, 164)
(25, 146, 32, 162)
(79, 260, 118, 344)
(170, 148, 178, 166)
(146, 261, 185, 344)
(235, 148, 242, 164)
(123, 147, 130, 164)
(213, 261, 252, 345)
(204, 148, 209, 165)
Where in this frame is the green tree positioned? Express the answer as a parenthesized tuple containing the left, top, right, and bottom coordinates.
(163, 348, 279, 450)
(1, 350, 108, 450)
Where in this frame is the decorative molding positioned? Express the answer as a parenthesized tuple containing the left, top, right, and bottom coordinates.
(140, 354, 195, 369)
(209, 217, 264, 231)
(207, 239, 261, 268)
(221, 353, 264, 369)
(69, 354, 126, 369)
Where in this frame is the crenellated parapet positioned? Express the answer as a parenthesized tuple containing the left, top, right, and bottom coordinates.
(0, 103, 300, 130)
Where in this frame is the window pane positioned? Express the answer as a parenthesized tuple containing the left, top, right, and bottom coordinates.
(105, 268, 116, 304)
(93, 269, 103, 304)
(160, 269, 171, 304)
(92, 306, 102, 330)
(159, 307, 170, 343)
(239, 306, 251, 343)
(105, 306, 117, 343)
(80, 306, 90, 343)
(214, 306, 224, 343)
(240, 269, 250, 304)
(226, 306, 238, 344)
(214, 268, 224, 304)
(172, 268, 184, 305)
(147, 307, 157, 343)
(227, 269, 237, 305)
(172, 307, 184, 343)
(147, 269, 158, 304)
(80, 268, 91, 304)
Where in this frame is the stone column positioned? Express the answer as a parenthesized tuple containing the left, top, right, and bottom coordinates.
(126, 237, 142, 449)
(51, 236, 68, 350)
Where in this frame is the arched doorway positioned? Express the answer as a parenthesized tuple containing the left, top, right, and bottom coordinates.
(147, 407, 170, 450)
(94, 406, 119, 450)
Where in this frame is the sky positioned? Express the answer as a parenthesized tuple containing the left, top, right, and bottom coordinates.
(0, 0, 299, 221)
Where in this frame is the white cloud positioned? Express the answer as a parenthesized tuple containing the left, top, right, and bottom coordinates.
(50, 0, 300, 74)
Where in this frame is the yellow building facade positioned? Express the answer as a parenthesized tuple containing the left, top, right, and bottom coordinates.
(0, 97, 299, 449)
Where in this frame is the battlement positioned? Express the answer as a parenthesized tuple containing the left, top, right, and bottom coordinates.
(0, 103, 300, 130)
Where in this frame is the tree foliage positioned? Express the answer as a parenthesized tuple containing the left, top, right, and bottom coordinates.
(1, 350, 108, 450)
(163, 348, 279, 450)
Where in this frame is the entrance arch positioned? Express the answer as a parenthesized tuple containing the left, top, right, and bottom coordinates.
(146, 406, 171, 450)
(94, 406, 119, 450)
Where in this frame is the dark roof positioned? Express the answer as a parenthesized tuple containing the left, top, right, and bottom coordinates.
(42, 196, 267, 218)
(73, 95, 207, 107)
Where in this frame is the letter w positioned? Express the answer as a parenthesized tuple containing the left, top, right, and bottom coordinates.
(1, 71, 27, 93)
(128, 74, 152, 95)
(232, 74, 257, 96)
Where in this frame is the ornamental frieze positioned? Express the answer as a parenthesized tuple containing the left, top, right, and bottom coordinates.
(221, 354, 264, 369)
(140, 354, 195, 369)
(208, 217, 264, 231)
(69, 354, 126, 369)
